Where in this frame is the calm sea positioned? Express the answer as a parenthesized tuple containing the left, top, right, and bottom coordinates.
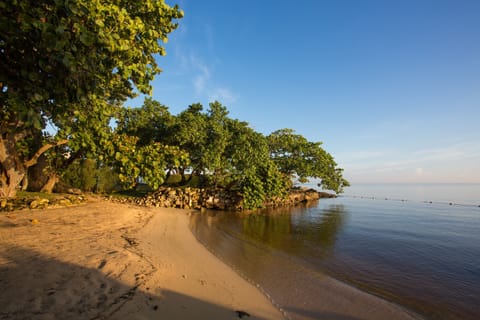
(189, 183, 480, 320)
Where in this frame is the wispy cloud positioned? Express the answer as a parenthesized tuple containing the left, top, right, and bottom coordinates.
(168, 18, 236, 105)
(342, 141, 480, 183)
(209, 87, 236, 104)
(393, 142, 479, 182)
(413, 141, 480, 160)
(190, 56, 211, 94)
(187, 54, 236, 104)
(384, 141, 480, 169)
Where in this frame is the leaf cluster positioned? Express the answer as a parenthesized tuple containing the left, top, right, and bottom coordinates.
(1, 0, 182, 151)
(268, 129, 350, 192)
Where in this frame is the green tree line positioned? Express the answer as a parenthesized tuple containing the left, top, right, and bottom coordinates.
(0, 0, 348, 208)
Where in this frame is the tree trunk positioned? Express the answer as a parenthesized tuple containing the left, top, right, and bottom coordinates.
(0, 168, 24, 198)
(40, 173, 59, 194)
(21, 169, 29, 191)
(0, 133, 26, 198)
(186, 167, 200, 184)
(0, 132, 68, 198)
(165, 168, 171, 183)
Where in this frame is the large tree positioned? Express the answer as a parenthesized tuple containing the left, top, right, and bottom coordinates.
(226, 119, 288, 208)
(0, 0, 182, 197)
(114, 98, 189, 188)
(116, 98, 174, 146)
(112, 97, 348, 207)
(267, 129, 349, 193)
(167, 103, 208, 183)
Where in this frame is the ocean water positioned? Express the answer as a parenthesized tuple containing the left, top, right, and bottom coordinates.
(189, 184, 480, 320)
(342, 183, 480, 206)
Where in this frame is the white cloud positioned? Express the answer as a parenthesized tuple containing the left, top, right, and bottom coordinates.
(188, 54, 211, 95)
(189, 56, 237, 104)
(209, 87, 236, 104)
(166, 19, 236, 105)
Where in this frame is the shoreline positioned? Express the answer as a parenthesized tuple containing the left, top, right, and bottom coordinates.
(189, 209, 422, 320)
(0, 199, 420, 319)
(0, 200, 283, 319)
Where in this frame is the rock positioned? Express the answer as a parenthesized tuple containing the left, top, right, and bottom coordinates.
(109, 185, 326, 211)
(29, 198, 49, 209)
(57, 199, 72, 206)
(304, 189, 320, 201)
(67, 188, 83, 195)
(318, 191, 337, 198)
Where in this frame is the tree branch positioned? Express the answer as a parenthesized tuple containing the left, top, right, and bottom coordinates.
(24, 139, 69, 168)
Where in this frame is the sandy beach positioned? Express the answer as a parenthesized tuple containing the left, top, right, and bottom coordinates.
(0, 199, 283, 320)
(0, 198, 420, 320)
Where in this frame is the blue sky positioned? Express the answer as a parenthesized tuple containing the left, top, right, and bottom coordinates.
(128, 0, 480, 184)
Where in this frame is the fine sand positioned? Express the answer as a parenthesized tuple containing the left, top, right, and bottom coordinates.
(0, 198, 420, 320)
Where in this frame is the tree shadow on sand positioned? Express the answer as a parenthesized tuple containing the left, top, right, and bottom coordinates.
(0, 246, 270, 320)
(284, 307, 364, 320)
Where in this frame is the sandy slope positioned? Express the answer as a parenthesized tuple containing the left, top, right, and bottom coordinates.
(0, 199, 283, 320)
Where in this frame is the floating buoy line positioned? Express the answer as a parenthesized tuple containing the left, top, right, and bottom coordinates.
(338, 195, 480, 208)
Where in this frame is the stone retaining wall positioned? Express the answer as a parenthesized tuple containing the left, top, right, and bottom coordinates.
(0, 188, 336, 212)
(122, 187, 336, 211)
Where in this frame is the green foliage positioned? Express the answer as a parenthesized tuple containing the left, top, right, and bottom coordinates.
(0, 0, 182, 197)
(225, 119, 269, 179)
(267, 129, 349, 193)
(204, 102, 231, 180)
(167, 103, 208, 180)
(222, 118, 288, 208)
(117, 98, 174, 146)
(1, 0, 183, 109)
(112, 98, 348, 208)
(113, 99, 191, 189)
(62, 159, 97, 192)
(239, 161, 288, 210)
(0, 1, 349, 203)
(241, 173, 266, 209)
(105, 133, 190, 190)
(61, 158, 121, 193)
(96, 165, 122, 193)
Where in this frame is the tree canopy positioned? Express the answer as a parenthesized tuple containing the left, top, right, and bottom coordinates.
(113, 99, 348, 208)
(0, 0, 183, 197)
(267, 129, 350, 192)
(1, 1, 349, 208)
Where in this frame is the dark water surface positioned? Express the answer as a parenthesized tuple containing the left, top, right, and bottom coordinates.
(189, 184, 480, 320)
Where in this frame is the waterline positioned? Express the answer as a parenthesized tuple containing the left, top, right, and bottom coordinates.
(190, 185, 480, 319)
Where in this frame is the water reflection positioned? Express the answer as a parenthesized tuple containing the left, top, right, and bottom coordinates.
(188, 203, 373, 320)
(189, 198, 480, 320)
(246, 204, 348, 259)
(189, 202, 348, 264)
